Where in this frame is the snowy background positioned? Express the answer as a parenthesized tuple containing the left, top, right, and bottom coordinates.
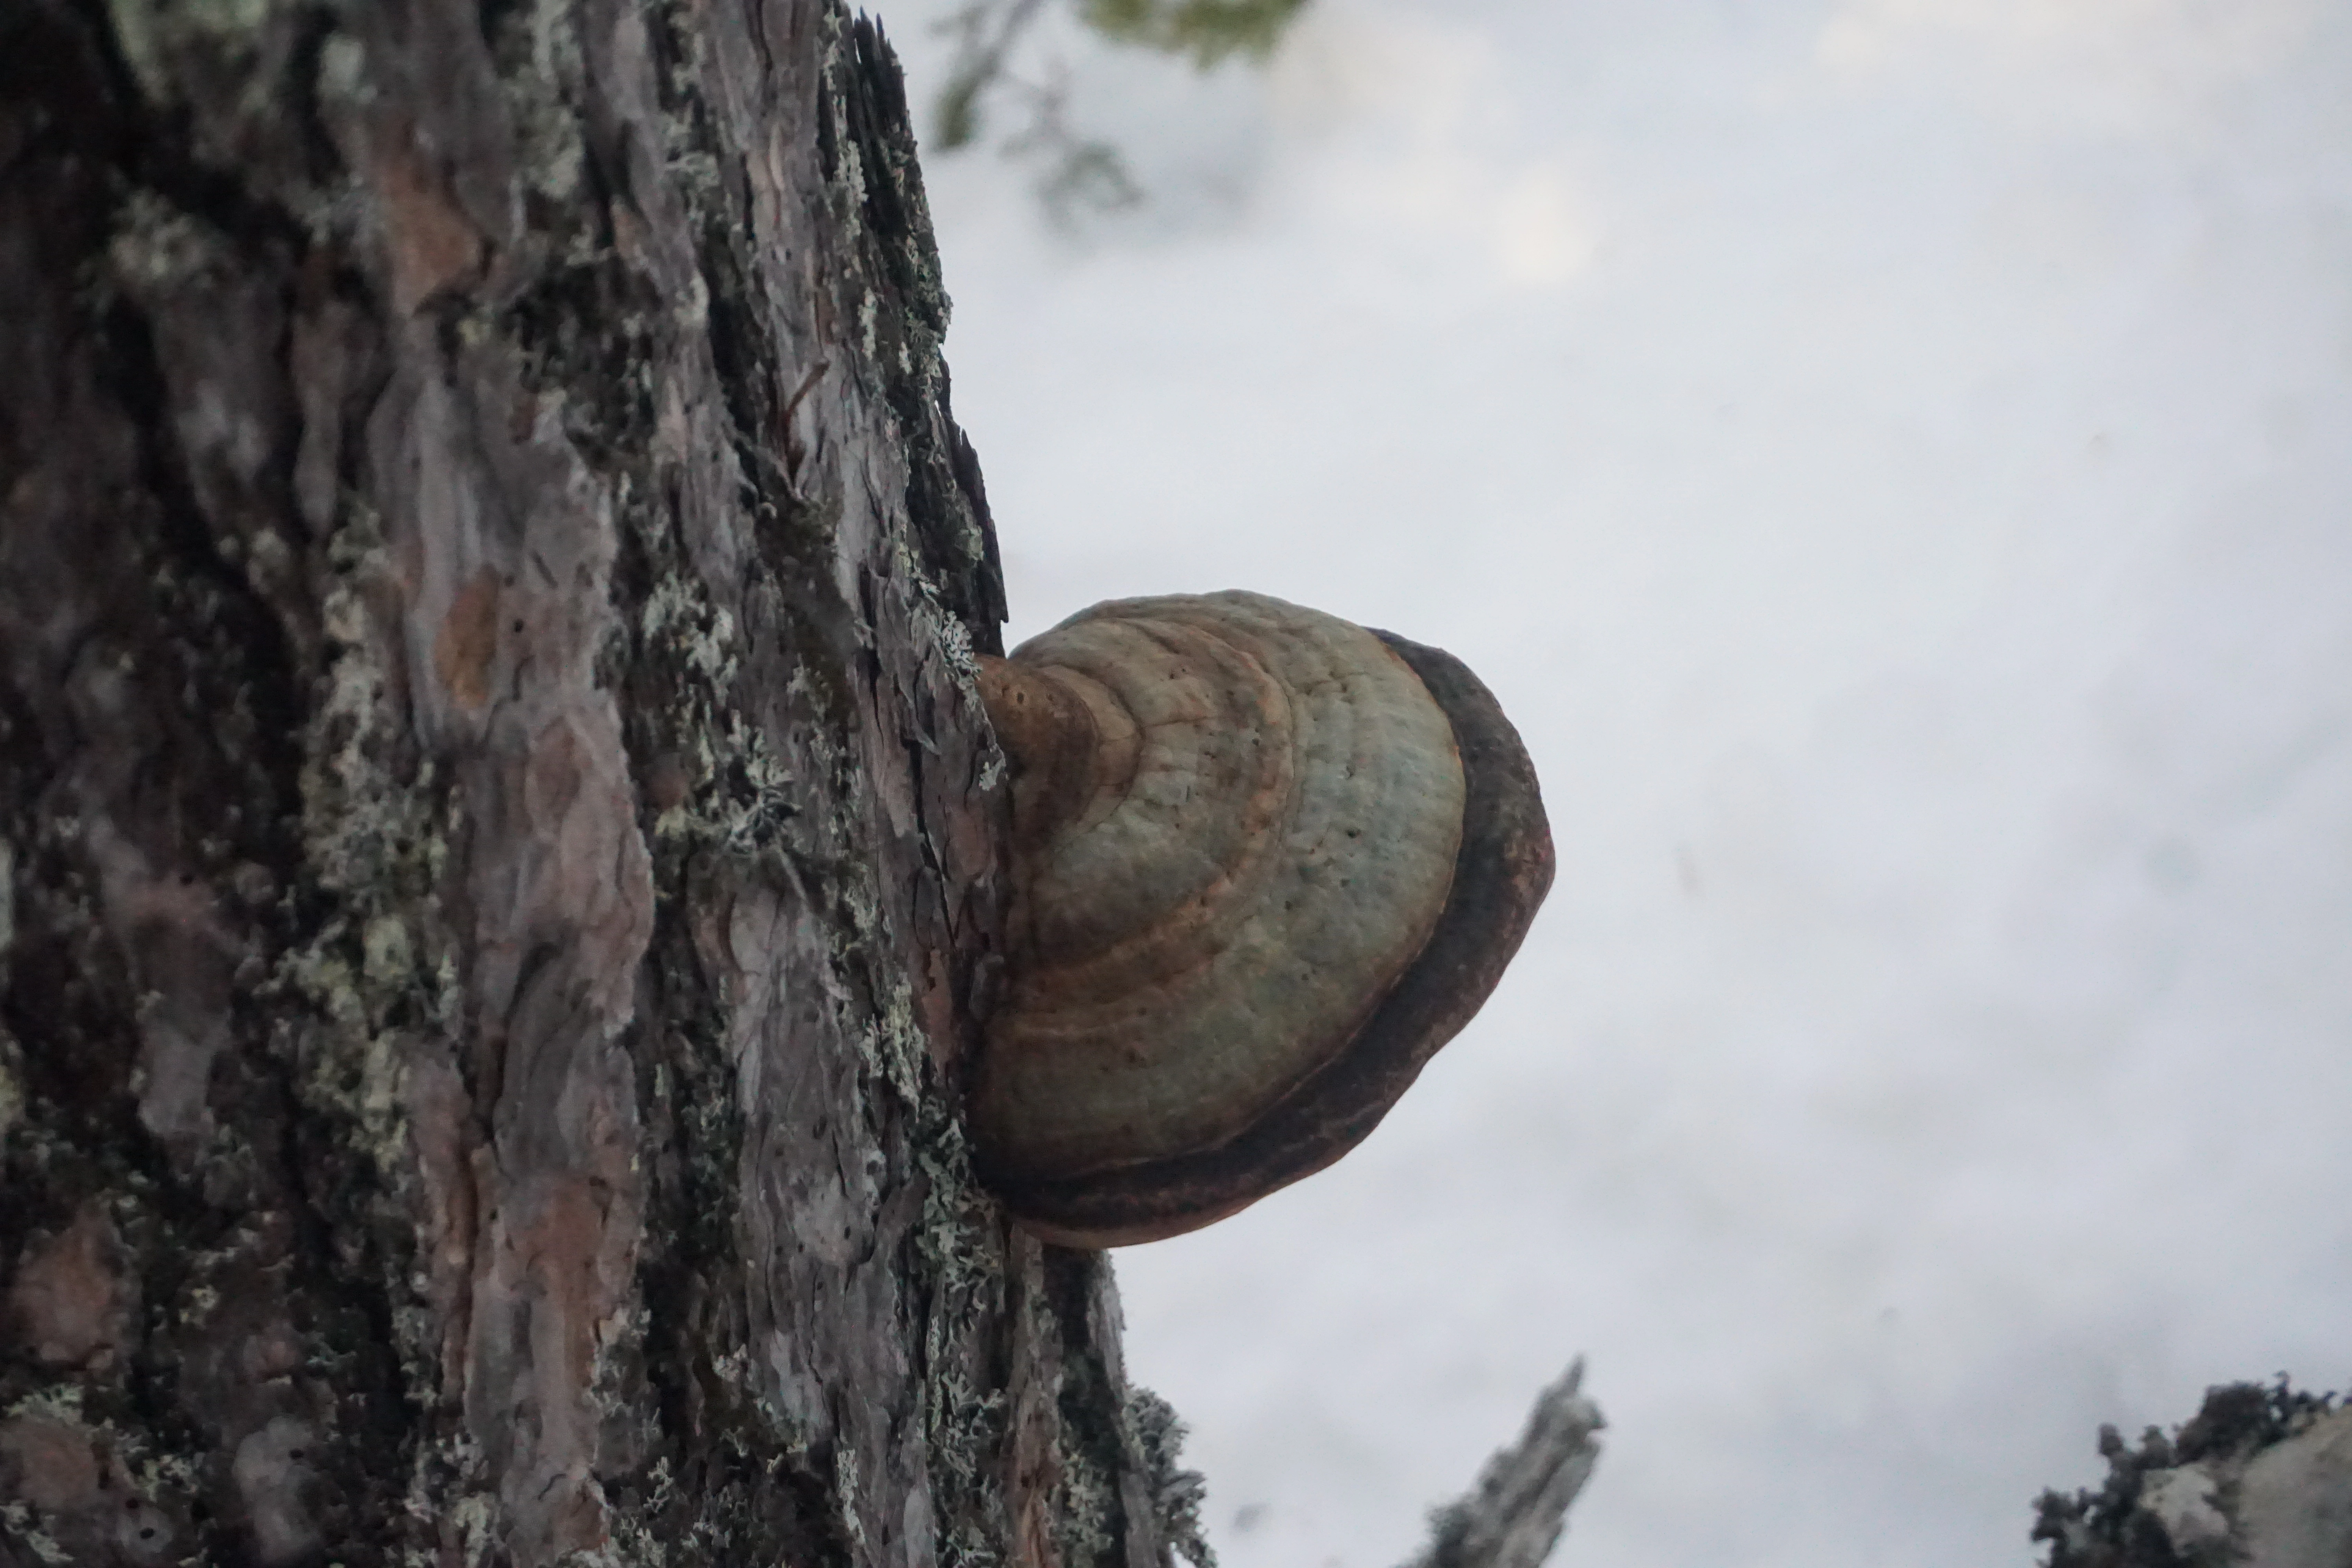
(885, 2, 2352, 1564)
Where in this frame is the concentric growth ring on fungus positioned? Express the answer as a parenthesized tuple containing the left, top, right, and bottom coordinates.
(970, 591, 1554, 1248)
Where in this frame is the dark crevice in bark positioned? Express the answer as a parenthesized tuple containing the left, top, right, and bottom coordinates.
(266, 1072, 416, 1560)
(0, 883, 143, 1163)
(1040, 1249, 1140, 1568)
(840, 20, 936, 332)
(88, 292, 309, 829)
(38, 0, 321, 277)
(828, 17, 1009, 654)
(943, 380, 1007, 643)
(278, 6, 344, 191)
(502, 253, 662, 467)
(1, 4, 136, 176)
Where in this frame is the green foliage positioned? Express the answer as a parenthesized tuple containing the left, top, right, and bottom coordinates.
(934, 0, 1047, 152)
(930, 0, 1307, 213)
(1078, 0, 1305, 67)
(936, 63, 988, 150)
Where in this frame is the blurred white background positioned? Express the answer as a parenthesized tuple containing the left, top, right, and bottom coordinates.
(888, 2, 2352, 1563)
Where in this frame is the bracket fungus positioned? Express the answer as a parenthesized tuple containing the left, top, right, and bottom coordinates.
(970, 591, 1554, 1247)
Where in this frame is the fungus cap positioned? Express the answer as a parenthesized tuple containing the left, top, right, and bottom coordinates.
(972, 591, 1553, 1247)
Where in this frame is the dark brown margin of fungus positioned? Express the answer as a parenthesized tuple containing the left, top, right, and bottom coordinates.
(985, 631, 1557, 1248)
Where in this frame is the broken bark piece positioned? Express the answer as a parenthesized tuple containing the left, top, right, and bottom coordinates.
(2034, 1379, 2352, 1568)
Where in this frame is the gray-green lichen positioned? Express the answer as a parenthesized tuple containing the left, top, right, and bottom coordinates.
(893, 535, 984, 684)
(103, 0, 275, 107)
(104, 187, 229, 298)
(1052, 1426, 1122, 1568)
(637, 571, 815, 863)
(494, 0, 590, 206)
(246, 508, 465, 1456)
(274, 521, 454, 1168)
(1126, 1388, 1216, 1568)
(0, 838, 15, 961)
(0, 1024, 24, 1145)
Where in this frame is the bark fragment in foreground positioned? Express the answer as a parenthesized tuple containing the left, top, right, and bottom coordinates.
(1404, 1360, 1602, 1568)
(2033, 1379, 2352, 1568)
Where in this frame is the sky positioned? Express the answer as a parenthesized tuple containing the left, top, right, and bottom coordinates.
(886, 3, 2352, 1564)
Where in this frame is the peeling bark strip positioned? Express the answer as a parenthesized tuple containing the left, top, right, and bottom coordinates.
(0, 3, 1183, 1566)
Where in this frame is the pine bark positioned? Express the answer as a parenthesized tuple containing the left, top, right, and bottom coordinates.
(0, 3, 1196, 1565)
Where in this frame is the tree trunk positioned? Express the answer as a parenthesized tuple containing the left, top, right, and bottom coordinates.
(0, 4, 1201, 1565)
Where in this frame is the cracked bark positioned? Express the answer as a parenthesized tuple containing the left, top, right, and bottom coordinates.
(0, 2, 1196, 1564)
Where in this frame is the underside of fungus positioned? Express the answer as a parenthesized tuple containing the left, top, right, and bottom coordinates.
(970, 591, 1554, 1248)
